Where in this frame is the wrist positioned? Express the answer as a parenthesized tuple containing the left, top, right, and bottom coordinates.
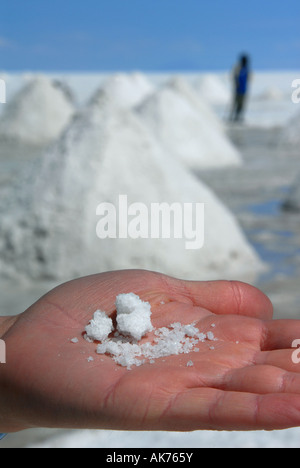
(0, 315, 25, 433)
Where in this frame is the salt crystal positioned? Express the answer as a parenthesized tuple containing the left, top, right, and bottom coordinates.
(187, 360, 194, 367)
(70, 337, 78, 343)
(84, 335, 93, 343)
(87, 356, 94, 362)
(84, 293, 218, 370)
(197, 332, 207, 342)
(184, 323, 199, 337)
(85, 310, 113, 342)
(116, 293, 153, 341)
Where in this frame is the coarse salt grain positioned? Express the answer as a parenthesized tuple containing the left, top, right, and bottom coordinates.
(85, 310, 113, 342)
(207, 331, 216, 341)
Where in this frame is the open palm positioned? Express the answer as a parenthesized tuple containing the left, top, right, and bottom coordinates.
(2, 269, 300, 433)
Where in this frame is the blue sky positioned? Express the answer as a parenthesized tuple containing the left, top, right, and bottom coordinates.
(0, 0, 299, 71)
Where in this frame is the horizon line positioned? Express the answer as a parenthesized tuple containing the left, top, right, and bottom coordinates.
(1, 68, 300, 75)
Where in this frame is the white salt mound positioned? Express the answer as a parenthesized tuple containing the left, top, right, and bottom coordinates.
(85, 310, 113, 342)
(193, 73, 231, 106)
(135, 79, 241, 170)
(255, 86, 284, 102)
(91, 72, 154, 110)
(167, 76, 226, 134)
(0, 75, 74, 145)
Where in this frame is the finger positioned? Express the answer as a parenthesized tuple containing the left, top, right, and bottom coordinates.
(159, 387, 300, 431)
(177, 279, 273, 319)
(223, 365, 300, 394)
(256, 349, 300, 373)
(262, 319, 300, 350)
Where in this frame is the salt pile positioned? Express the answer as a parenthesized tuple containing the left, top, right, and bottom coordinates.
(0, 77, 263, 282)
(84, 293, 216, 370)
(0, 75, 74, 145)
(167, 76, 226, 134)
(135, 77, 241, 170)
(91, 72, 154, 110)
(193, 73, 231, 106)
(254, 86, 285, 102)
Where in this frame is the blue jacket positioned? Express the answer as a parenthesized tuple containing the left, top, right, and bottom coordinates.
(236, 66, 249, 95)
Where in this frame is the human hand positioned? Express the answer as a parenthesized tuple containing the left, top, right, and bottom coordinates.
(1, 269, 300, 433)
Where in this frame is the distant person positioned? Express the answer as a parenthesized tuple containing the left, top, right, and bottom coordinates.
(230, 54, 251, 122)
